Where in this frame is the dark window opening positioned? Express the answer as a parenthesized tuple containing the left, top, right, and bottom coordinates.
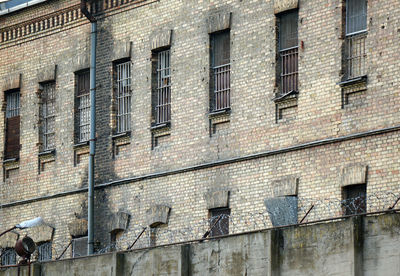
(40, 82, 56, 151)
(71, 236, 88, 258)
(37, 241, 52, 262)
(75, 70, 90, 143)
(345, 0, 367, 79)
(210, 30, 230, 112)
(1, 248, 16, 265)
(5, 90, 20, 160)
(151, 49, 171, 125)
(114, 60, 132, 133)
(278, 10, 299, 95)
(209, 207, 230, 237)
(343, 184, 366, 215)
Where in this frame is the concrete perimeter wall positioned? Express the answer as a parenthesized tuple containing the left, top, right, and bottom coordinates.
(1, 212, 399, 276)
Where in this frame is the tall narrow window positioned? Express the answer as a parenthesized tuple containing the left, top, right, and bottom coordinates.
(210, 31, 230, 112)
(343, 184, 366, 215)
(115, 61, 132, 133)
(37, 242, 52, 262)
(76, 71, 90, 143)
(152, 49, 171, 125)
(1, 248, 16, 265)
(5, 90, 20, 160)
(278, 10, 299, 95)
(209, 207, 230, 237)
(345, 0, 367, 79)
(40, 82, 56, 151)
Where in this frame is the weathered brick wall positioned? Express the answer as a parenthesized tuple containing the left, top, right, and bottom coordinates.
(0, 0, 399, 258)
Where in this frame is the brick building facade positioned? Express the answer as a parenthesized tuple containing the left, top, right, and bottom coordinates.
(0, 0, 399, 262)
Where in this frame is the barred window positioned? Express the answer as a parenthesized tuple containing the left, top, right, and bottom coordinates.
(41, 82, 56, 151)
(115, 61, 132, 133)
(209, 208, 230, 237)
(345, 0, 367, 79)
(1, 248, 16, 265)
(37, 242, 52, 262)
(154, 49, 171, 125)
(5, 90, 20, 159)
(210, 31, 230, 112)
(278, 10, 299, 95)
(72, 236, 88, 258)
(343, 184, 366, 215)
(76, 71, 90, 143)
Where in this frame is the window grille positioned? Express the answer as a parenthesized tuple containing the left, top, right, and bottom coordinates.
(37, 242, 52, 262)
(156, 50, 171, 124)
(343, 184, 366, 215)
(76, 71, 90, 142)
(116, 61, 132, 133)
(1, 248, 16, 265)
(209, 208, 230, 237)
(5, 91, 20, 159)
(41, 82, 56, 151)
(211, 31, 230, 111)
(346, 0, 367, 79)
(279, 10, 298, 95)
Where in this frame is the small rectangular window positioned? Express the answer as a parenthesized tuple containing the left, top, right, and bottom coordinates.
(40, 82, 56, 151)
(37, 241, 52, 262)
(72, 236, 88, 258)
(1, 248, 16, 265)
(152, 49, 171, 125)
(209, 208, 230, 237)
(76, 71, 90, 143)
(210, 31, 230, 112)
(345, 0, 367, 79)
(115, 61, 132, 133)
(5, 90, 20, 159)
(278, 10, 299, 95)
(343, 184, 366, 215)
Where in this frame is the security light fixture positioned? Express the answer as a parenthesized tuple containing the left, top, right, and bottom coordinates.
(0, 217, 44, 237)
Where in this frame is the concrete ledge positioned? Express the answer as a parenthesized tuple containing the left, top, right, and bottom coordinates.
(110, 211, 130, 232)
(26, 225, 54, 243)
(146, 205, 170, 227)
(272, 176, 298, 197)
(37, 65, 57, 83)
(112, 41, 132, 61)
(68, 218, 88, 237)
(341, 164, 367, 187)
(207, 12, 232, 33)
(2, 72, 21, 91)
(274, 0, 298, 14)
(150, 29, 172, 50)
(204, 189, 230, 209)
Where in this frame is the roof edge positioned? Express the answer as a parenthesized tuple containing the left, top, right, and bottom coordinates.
(0, 0, 47, 17)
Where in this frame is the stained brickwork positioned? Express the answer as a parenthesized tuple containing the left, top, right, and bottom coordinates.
(0, 0, 399, 259)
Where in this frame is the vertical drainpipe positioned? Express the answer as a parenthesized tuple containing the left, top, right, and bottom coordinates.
(80, 0, 97, 255)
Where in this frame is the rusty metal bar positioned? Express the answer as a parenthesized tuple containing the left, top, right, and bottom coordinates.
(202, 215, 223, 240)
(389, 196, 400, 210)
(127, 227, 147, 250)
(299, 204, 314, 223)
(56, 240, 73, 260)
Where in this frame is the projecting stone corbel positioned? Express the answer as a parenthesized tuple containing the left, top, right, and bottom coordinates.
(25, 224, 54, 243)
(146, 205, 171, 227)
(2, 72, 21, 91)
(207, 11, 232, 34)
(150, 29, 173, 51)
(109, 211, 130, 233)
(37, 65, 57, 83)
(274, 0, 299, 14)
(204, 189, 230, 209)
(0, 231, 18, 248)
(68, 218, 88, 238)
(341, 164, 368, 187)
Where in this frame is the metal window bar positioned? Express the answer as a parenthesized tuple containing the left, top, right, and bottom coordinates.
(280, 46, 299, 95)
(1, 249, 16, 265)
(6, 91, 20, 118)
(37, 242, 52, 262)
(156, 50, 171, 124)
(42, 83, 56, 150)
(116, 61, 132, 133)
(77, 72, 90, 142)
(347, 33, 366, 79)
(212, 63, 231, 111)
